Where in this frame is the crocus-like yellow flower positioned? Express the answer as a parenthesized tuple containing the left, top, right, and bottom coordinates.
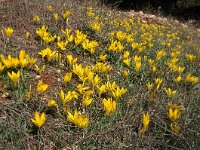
(99, 53, 107, 61)
(174, 75, 182, 83)
(140, 112, 150, 134)
(186, 73, 198, 84)
(4, 27, 14, 38)
(31, 112, 46, 128)
(66, 55, 77, 66)
(64, 72, 72, 83)
(37, 80, 48, 93)
(165, 88, 177, 98)
(185, 53, 196, 62)
(67, 109, 89, 128)
(53, 13, 59, 22)
(33, 15, 40, 23)
(26, 31, 30, 40)
(47, 5, 52, 11)
(168, 108, 180, 122)
(102, 98, 116, 116)
(7, 70, 20, 86)
(48, 99, 58, 107)
(57, 40, 68, 51)
(170, 123, 181, 133)
(123, 70, 129, 79)
(82, 96, 93, 107)
(146, 82, 153, 91)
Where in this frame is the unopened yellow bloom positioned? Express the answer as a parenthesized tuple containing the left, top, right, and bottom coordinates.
(31, 112, 46, 128)
(48, 99, 58, 107)
(154, 78, 163, 91)
(4, 27, 14, 38)
(174, 75, 182, 83)
(102, 98, 116, 116)
(97, 84, 106, 96)
(47, 5, 52, 11)
(165, 88, 177, 98)
(123, 58, 131, 67)
(123, 70, 129, 78)
(67, 109, 89, 128)
(26, 31, 30, 40)
(37, 80, 48, 93)
(7, 70, 20, 86)
(64, 72, 72, 83)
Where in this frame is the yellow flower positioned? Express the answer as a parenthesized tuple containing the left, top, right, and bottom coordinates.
(33, 15, 40, 23)
(48, 99, 58, 107)
(82, 96, 93, 107)
(35, 64, 45, 74)
(133, 55, 141, 71)
(123, 70, 129, 79)
(47, 5, 52, 11)
(26, 31, 30, 40)
(4, 27, 14, 38)
(31, 112, 46, 128)
(140, 112, 150, 134)
(146, 82, 153, 91)
(74, 30, 87, 46)
(53, 13, 59, 22)
(7, 70, 20, 86)
(62, 10, 70, 20)
(102, 98, 116, 116)
(154, 78, 162, 91)
(123, 58, 131, 67)
(156, 50, 166, 61)
(186, 73, 198, 84)
(64, 72, 72, 83)
(170, 123, 181, 133)
(97, 84, 106, 96)
(165, 88, 177, 98)
(57, 40, 68, 51)
(37, 80, 48, 93)
(174, 75, 182, 83)
(185, 53, 196, 62)
(99, 53, 107, 61)
(67, 109, 89, 128)
(168, 108, 180, 122)
(66, 55, 77, 66)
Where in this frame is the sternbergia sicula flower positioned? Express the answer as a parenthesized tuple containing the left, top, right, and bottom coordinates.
(168, 108, 181, 122)
(102, 98, 116, 116)
(7, 70, 20, 86)
(140, 112, 150, 134)
(4, 27, 14, 38)
(37, 80, 48, 93)
(67, 109, 89, 128)
(48, 99, 58, 107)
(31, 111, 46, 128)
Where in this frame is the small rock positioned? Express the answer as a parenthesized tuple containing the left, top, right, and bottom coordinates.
(36, 75, 41, 79)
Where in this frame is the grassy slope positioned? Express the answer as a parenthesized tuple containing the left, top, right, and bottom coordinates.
(0, 0, 199, 149)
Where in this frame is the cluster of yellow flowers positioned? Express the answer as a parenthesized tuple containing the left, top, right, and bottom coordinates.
(1, 4, 199, 137)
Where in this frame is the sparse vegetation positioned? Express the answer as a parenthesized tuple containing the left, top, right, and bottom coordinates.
(0, 0, 199, 149)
